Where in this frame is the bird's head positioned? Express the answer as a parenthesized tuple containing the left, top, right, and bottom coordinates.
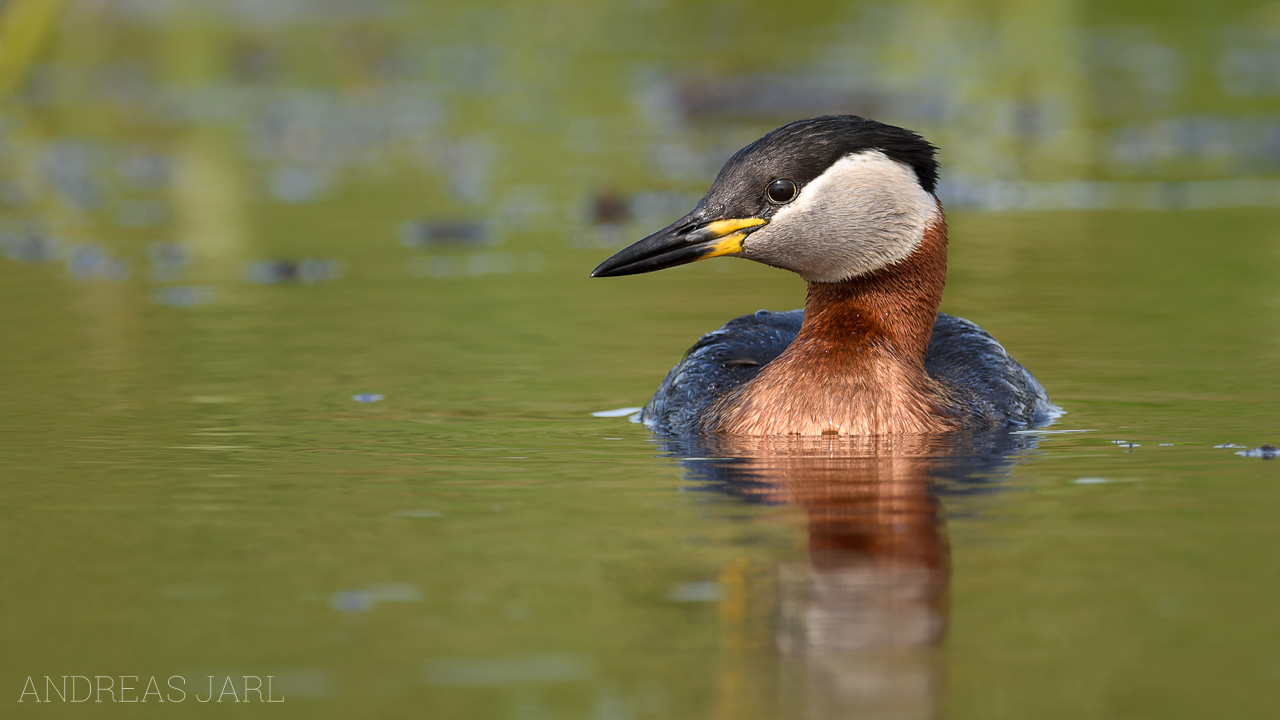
(591, 115, 940, 283)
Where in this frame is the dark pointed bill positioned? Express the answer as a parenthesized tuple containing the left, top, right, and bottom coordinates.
(590, 215, 766, 278)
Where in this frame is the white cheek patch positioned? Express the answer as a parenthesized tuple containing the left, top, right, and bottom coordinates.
(743, 150, 938, 282)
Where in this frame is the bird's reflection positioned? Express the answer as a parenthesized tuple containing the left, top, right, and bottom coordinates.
(660, 432, 1038, 720)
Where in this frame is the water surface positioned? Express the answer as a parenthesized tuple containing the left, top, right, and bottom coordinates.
(2, 1, 1279, 718)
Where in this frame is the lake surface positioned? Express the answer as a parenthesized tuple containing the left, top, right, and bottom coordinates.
(2, 1, 1279, 718)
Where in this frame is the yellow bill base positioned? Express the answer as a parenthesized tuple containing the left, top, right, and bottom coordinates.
(699, 233, 747, 259)
(697, 218, 766, 259)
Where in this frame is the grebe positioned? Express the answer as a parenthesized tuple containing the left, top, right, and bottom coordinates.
(592, 115, 1058, 436)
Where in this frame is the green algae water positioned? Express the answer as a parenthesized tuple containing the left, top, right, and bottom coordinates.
(3, 1, 1280, 718)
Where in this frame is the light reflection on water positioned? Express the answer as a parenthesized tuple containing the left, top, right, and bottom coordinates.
(657, 433, 1023, 720)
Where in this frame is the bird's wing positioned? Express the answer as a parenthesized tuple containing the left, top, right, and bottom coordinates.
(642, 309, 803, 435)
(925, 313, 1061, 428)
(642, 310, 1057, 435)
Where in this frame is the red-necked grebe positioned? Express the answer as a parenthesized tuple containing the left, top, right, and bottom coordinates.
(592, 115, 1058, 436)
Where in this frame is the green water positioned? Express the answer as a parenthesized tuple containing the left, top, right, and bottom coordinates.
(3, 1, 1280, 718)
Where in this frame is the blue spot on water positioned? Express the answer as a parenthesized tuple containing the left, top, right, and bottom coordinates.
(352, 393, 384, 403)
(1235, 444, 1279, 459)
(153, 286, 214, 307)
(330, 591, 372, 612)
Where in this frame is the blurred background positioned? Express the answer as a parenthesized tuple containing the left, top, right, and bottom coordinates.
(4, 0, 1280, 283)
(2, 1, 1280, 719)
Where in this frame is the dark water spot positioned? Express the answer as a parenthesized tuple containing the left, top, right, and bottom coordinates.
(399, 220, 492, 248)
(245, 259, 344, 284)
(590, 190, 631, 226)
(674, 73, 887, 121)
(149, 242, 190, 283)
(2, 229, 60, 263)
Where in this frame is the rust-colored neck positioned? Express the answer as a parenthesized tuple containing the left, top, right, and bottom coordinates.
(711, 208, 953, 435)
(797, 211, 948, 366)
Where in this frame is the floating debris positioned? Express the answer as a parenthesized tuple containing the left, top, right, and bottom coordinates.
(153, 286, 215, 307)
(673, 73, 885, 122)
(1111, 440, 1140, 448)
(1159, 443, 1174, 446)
(1214, 443, 1247, 449)
(1235, 444, 1279, 459)
(352, 393, 384, 403)
(399, 219, 492, 248)
(2, 229, 61, 263)
(330, 583, 422, 613)
(1074, 477, 1110, 485)
(245, 258, 344, 284)
(589, 190, 631, 226)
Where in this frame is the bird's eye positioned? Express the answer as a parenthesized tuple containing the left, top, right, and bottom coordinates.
(766, 179, 798, 204)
